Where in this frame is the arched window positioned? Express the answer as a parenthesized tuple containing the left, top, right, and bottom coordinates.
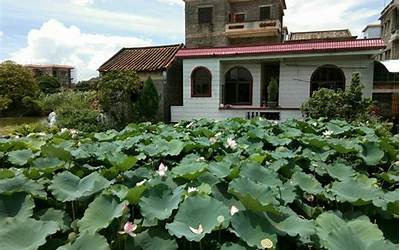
(191, 67, 212, 97)
(225, 66, 253, 105)
(310, 65, 345, 95)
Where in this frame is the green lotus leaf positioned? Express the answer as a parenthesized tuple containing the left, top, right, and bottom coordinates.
(220, 242, 251, 250)
(172, 162, 207, 180)
(38, 208, 70, 232)
(228, 177, 280, 212)
(166, 196, 230, 242)
(126, 185, 148, 205)
(139, 184, 183, 221)
(328, 139, 361, 154)
(8, 149, 34, 166)
(326, 122, 350, 135)
(266, 213, 315, 240)
(32, 157, 65, 172)
(131, 228, 178, 250)
(279, 181, 297, 205)
(291, 170, 324, 195)
(266, 136, 292, 146)
(240, 163, 282, 187)
(208, 161, 231, 178)
(326, 163, 356, 180)
(359, 142, 385, 166)
(0, 193, 34, 220)
(0, 218, 59, 250)
(41, 144, 72, 162)
(0, 175, 46, 197)
(231, 211, 277, 249)
(50, 171, 113, 202)
(0, 169, 15, 180)
(330, 178, 382, 205)
(57, 231, 109, 250)
(78, 194, 127, 233)
(165, 139, 185, 156)
(94, 130, 118, 141)
(107, 152, 137, 171)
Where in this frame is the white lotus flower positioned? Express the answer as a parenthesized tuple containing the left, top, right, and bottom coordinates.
(186, 122, 194, 128)
(323, 130, 334, 137)
(261, 238, 273, 249)
(196, 157, 205, 162)
(136, 179, 147, 187)
(61, 128, 68, 133)
(215, 132, 222, 137)
(188, 187, 198, 194)
(189, 224, 203, 235)
(157, 163, 168, 177)
(230, 205, 239, 216)
(118, 222, 137, 237)
(312, 122, 318, 127)
(209, 137, 217, 144)
(225, 138, 237, 150)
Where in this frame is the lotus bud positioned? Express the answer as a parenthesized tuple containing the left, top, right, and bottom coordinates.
(189, 224, 203, 235)
(157, 163, 168, 177)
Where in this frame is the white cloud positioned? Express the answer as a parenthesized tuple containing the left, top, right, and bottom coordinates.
(157, 0, 183, 5)
(69, 0, 94, 6)
(285, 0, 378, 37)
(10, 19, 151, 81)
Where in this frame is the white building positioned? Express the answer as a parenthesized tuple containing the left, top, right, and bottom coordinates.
(362, 24, 382, 39)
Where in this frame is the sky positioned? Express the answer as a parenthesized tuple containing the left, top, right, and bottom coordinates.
(0, 0, 386, 81)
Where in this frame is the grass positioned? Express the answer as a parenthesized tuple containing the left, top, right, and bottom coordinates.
(0, 117, 47, 136)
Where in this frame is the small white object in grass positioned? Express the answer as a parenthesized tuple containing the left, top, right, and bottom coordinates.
(186, 122, 194, 128)
(157, 163, 168, 177)
(189, 224, 203, 235)
(136, 179, 147, 186)
(188, 187, 198, 194)
(225, 137, 237, 150)
(323, 130, 334, 137)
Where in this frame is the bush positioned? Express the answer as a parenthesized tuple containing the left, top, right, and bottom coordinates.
(37, 74, 61, 94)
(301, 72, 375, 122)
(137, 77, 160, 121)
(0, 61, 40, 114)
(40, 90, 107, 132)
(97, 71, 142, 128)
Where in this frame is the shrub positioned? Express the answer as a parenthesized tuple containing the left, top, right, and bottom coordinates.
(267, 77, 279, 106)
(0, 61, 40, 114)
(301, 72, 375, 122)
(37, 74, 61, 94)
(137, 77, 160, 121)
(97, 71, 142, 128)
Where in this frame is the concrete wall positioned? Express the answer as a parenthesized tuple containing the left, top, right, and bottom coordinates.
(171, 54, 375, 122)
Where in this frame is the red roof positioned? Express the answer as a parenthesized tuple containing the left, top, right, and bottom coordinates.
(99, 44, 184, 72)
(176, 39, 385, 59)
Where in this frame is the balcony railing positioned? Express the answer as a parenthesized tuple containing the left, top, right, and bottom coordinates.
(225, 20, 281, 38)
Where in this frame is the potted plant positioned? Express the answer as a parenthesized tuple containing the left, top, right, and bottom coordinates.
(267, 78, 279, 108)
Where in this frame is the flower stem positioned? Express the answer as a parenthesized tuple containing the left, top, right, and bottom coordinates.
(71, 201, 76, 221)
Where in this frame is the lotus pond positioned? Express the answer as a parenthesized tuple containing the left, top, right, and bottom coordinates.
(0, 118, 398, 250)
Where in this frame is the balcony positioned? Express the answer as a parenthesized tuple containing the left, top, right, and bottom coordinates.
(225, 20, 281, 38)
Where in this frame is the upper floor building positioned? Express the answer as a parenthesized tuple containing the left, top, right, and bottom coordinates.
(184, 0, 286, 48)
(380, 0, 399, 60)
(24, 64, 75, 87)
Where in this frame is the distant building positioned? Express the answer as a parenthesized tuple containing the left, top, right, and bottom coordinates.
(379, 0, 399, 60)
(24, 64, 74, 87)
(289, 29, 356, 41)
(362, 24, 382, 39)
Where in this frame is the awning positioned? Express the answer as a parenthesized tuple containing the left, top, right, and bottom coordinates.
(379, 60, 400, 73)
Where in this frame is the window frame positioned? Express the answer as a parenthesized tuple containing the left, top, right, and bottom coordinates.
(310, 64, 346, 96)
(233, 12, 246, 23)
(259, 5, 272, 20)
(191, 66, 212, 98)
(224, 66, 253, 106)
(198, 7, 213, 24)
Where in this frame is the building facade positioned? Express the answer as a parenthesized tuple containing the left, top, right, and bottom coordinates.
(24, 64, 74, 87)
(380, 0, 399, 60)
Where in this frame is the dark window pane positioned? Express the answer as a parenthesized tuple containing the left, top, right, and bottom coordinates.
(192, 67, 211, 97)
(310, 65, 345, 95)
(224, 67, 252, 105)
(198, 7, 213, 24)
(234, 13, 245, 22)
(260, 6, 271, 20)
(238, 83, 250, 103)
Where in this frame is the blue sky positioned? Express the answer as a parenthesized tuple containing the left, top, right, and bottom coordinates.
(0, 0, 384, 80)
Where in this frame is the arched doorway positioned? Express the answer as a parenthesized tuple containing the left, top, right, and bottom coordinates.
(224, 66, 253, 105)
(310, 65, 346, 95)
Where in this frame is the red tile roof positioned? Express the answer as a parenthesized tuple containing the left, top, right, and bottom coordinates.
(98, 44, 184, 72)
(176, 39, 385, 59)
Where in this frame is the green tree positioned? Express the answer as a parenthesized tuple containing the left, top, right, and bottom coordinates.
(0, 61, 40, 112)
(301, 72, 375, 122)
(37, 74, 61, 94)
(97, 70, 142, 127)
(137, 77, 160, 121)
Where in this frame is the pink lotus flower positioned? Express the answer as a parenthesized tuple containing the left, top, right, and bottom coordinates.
(118, 222, 137, 237)
(157, 163, 168, 177)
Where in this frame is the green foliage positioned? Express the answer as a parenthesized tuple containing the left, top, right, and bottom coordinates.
(97, 71, 142, 127)
(37, 74, 61, 94)
(40, 90, 106, 132)
(0, 61, 40, 113)
(0, 118, 398, 249)
(267, 77, 278, 102)
(137, 77, 160, 121)
(301, 72, 376, 122)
